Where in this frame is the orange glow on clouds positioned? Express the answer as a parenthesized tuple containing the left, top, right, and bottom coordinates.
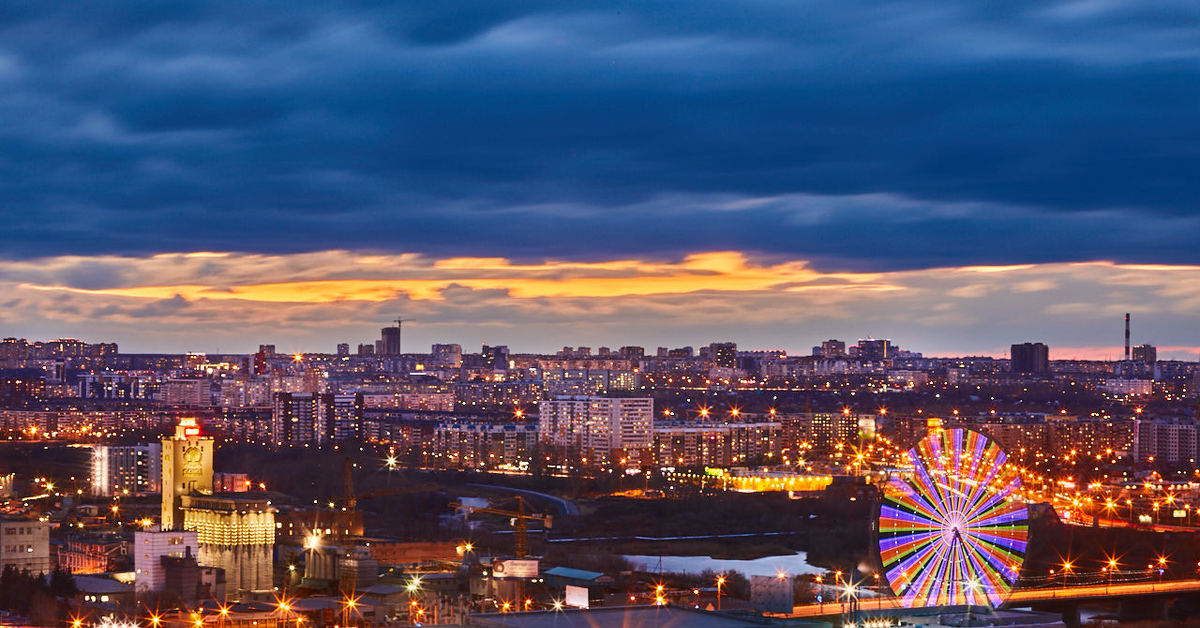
(25, 251, 898, 302)
(5, 250, 1200, 356)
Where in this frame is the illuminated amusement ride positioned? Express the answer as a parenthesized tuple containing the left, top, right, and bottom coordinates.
(878, 428, 1030, 608)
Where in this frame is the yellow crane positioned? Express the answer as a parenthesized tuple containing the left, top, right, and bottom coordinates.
(449, 496, 552, 558)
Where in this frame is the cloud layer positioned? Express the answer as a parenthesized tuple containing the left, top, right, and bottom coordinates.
(1, 2, 1200, 269)
(2, 3, 1198, 352)
(3, 251, 1197, 358)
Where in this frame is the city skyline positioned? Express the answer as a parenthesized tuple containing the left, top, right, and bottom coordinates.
(3, 252, 1198, 359)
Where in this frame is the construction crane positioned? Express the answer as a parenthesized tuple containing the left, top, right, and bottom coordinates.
(449, 496, 552, 558)
(332, 458, 439, 536)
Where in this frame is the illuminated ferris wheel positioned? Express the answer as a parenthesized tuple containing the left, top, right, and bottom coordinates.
(878, 428, 1029, 608)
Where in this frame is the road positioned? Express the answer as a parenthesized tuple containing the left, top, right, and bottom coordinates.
(465, 483, 580, 517)
(782, 579, 1200, 618)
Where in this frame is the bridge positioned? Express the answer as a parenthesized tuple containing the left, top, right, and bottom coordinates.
(784, 578, 1200, 623)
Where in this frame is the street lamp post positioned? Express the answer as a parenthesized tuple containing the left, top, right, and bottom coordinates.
(716, 575, 726, 611)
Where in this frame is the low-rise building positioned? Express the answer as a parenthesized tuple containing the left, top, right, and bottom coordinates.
(0, 519, 50, 575)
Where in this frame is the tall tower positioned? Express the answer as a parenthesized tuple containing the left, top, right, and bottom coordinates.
(161, 417, 214, 531)
(1124, 313, 1131, 361)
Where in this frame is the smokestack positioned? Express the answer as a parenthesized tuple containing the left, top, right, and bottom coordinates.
(1124, 313, 1131, 361)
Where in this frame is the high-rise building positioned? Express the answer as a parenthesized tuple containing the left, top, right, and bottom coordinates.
(1134, 417, 1197, 466)
(482, 345, 510, 370)
(434, 422, 538, 470)
(78, 372, 146, 399)
(538, 396, 654, 465)
(1010, 342, 1050, 376)
(161, 418, 215, 532)
(709, 342, 737, 368)
(357, 343, 375, 356)
(0, 519, 50, 575)
(328, 393, 364, 441)
(272, 393, 319, 445)
(856, 338, 891, 361)
(652, 421, 782, 467)
(619, 346, 645, 359)
(816, 339, 846, 358)
(271, 393, 362, 444)
(336, 343, 350, 356)
(1133, 344, 1157, 364)
(162, 378, 211, 407)
(92, 443, 162, 496)
(432, 343, 463, 368)
(380, 326, 402, 355)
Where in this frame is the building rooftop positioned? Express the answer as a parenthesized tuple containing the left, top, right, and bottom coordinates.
(543, 566, 605, 582)
(70, 575, 134, 594)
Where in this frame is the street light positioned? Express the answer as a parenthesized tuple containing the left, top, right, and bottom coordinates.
(1104, 557, 1119, 592)
(716, 575, 726, 610)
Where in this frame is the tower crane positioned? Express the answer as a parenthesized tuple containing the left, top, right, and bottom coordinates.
(329, 458, 439, 537)
(449, 496, 552, 558)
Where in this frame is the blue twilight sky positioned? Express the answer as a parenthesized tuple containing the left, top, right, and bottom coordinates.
(0, 1, 1199, 356)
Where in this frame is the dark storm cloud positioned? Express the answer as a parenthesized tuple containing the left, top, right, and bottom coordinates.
(1, 0, 1199, 269)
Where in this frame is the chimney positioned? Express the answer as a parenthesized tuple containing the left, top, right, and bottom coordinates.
(1124, 313, 1131, 361)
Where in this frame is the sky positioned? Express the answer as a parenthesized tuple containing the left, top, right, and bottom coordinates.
(1, 1, 1199, 358)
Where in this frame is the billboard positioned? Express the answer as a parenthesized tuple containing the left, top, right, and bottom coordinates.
(565, 585, 590, 609)
(493, 559, 539, 579)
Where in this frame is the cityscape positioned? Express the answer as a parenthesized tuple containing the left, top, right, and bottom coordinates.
(1, 319, 1199, 627)
(3, 2, 1200, 628)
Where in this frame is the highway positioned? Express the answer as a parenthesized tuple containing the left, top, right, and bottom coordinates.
(465, 483, 580, 517)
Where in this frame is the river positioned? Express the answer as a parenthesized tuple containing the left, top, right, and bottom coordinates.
(622, 551, 823, 578)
